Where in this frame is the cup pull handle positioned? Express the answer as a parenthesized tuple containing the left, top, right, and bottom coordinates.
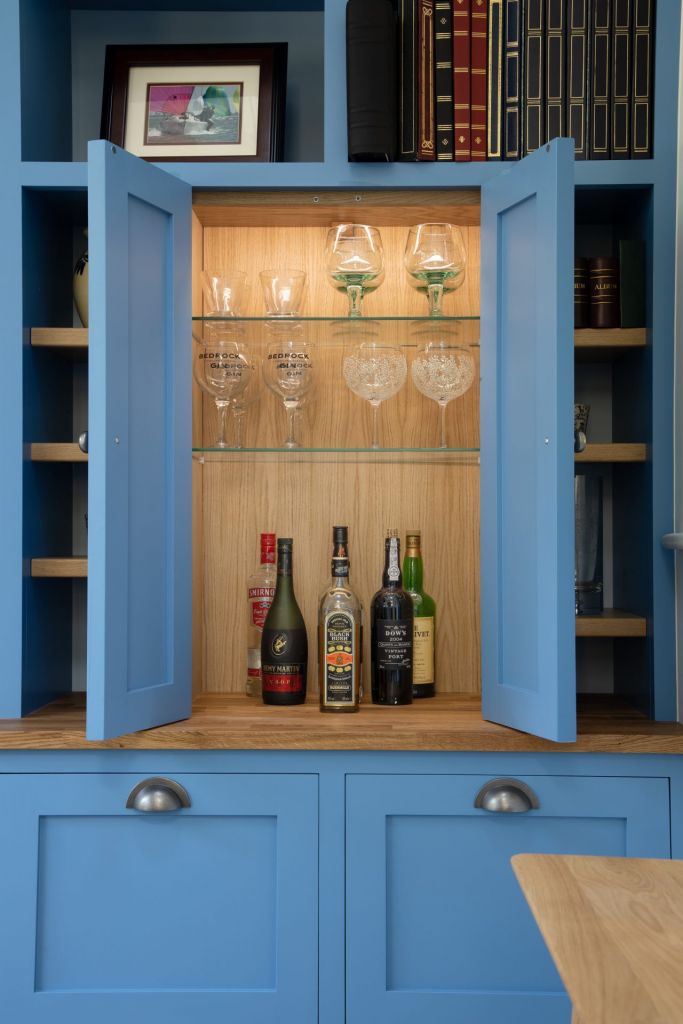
(662, 533, 683, 551)
(126, 778, 191, 812)
(474, 778, 540, 813)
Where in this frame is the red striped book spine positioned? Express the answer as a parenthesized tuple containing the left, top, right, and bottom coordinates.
(453, 0, 472, 160)
(470, 0, 488, 160)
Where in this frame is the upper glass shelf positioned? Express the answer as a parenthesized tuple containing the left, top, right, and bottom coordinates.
(192, 447, 480, 465)
(191, 316, 481, 349)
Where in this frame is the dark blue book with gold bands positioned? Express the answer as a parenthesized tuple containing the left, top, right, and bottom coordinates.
(435, 0, 455, 159)
(631, 0, 653, 158)
(523, 0, 544, 153)
(566, 0, 591, 159)
(503, 0, 524, 159)
(545, 0, 565, 140)
(590, 0, 611, 158)
(611, 0, 631, 157)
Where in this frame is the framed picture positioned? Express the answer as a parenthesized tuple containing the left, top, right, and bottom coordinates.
(101, 43, 287, 162)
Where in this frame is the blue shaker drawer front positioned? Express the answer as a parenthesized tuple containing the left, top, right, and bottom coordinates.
(0, 773, 318, 1024)
(346, 773, 670, 1024)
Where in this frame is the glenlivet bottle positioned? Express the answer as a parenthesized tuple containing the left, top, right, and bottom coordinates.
(318, 526, 362, 713)
(403, 530, 436, 698)
(261, 538, 308, 705)
(371, 530, 413, 705)
(245, 532, 276, 696)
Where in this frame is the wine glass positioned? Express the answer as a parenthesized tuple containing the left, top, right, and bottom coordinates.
(410, 340, 475, 448)
(404, 223, 467, 317)
(192, 326, 255, 448)
(262, 326, 315, 448)
(201, 270, 247, 316)
(260, 269, 307, 316)
(326, 224, 384, 318)
(343, 344, 407, 449)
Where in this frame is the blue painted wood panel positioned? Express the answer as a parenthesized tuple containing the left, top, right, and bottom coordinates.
(87, 142, 192, 740)
(480, 139, 575, 742)
(346, 773, 670, 1024)
(0, 772, 318, 1023)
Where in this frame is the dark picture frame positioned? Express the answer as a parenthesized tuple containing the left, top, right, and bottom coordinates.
(101, 43, 287, 162)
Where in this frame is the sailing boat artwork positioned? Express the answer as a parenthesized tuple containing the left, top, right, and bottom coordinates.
(145, 83, 242, 145)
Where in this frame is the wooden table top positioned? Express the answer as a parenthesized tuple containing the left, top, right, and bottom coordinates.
(512, 854, 683, 1024)
(0, 693, 683, 751)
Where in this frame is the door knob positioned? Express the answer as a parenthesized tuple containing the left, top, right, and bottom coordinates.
(474, 778, 540, 813)
(662, 533, 683, 550)
(126, 777, 191, 812)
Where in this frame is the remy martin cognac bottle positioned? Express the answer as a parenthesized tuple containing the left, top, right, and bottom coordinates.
(261, 538, 308, 705)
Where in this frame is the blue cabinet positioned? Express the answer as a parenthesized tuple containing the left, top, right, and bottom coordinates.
(346, 772, 671, 1024)
(0, 772, 318, 1023)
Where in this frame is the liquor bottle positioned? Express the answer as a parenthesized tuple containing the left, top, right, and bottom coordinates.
(245, 532, 276, 697)
(261, 538, 308, 705)
(371, 529, 413, 705)
(318, 526, 362, 713)
(403, 530, 436, 698)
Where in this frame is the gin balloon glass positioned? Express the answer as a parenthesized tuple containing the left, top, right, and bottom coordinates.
(326, 224, 384, 318)
(404, 223, 466, 317)
(343, 343, 407, 449)
(262, 328, 315, 448)
(410, 340, 475, 448)
(192, 327, 255, 448)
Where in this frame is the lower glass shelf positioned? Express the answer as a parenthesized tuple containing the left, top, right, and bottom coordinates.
(192, 447, 480, 465)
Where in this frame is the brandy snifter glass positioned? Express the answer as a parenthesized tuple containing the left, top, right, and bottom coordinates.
(326, 224, 384, 318)
(404, 223, 467, 317)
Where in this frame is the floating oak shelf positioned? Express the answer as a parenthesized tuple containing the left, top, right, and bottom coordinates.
(576, 610, 647, 638)
(31, 558, 88, 578)
(575, 443, 647, 463)
(574, 327, 646, 358)
(30, 327, 88, 350)
(30, 443, 87, 463)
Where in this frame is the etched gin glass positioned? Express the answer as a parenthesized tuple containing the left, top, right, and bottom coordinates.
(192, 327, 255, 448)
(404, 223, 466, 317)
(410, 341, 475, 448)
(342, 344, 407, 449)
(262, 328, 315, 448)
(326, 224, 384, 317)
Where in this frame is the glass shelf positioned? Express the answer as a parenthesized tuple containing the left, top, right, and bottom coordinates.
(191, 316, 481, 350)
(192, 447, 480, 465)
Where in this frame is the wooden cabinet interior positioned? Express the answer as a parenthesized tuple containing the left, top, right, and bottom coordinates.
(191, 190, 482, 698)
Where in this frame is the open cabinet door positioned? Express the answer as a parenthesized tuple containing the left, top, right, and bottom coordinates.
(86, 141, 192, 740)
(480, 138, 575, 742)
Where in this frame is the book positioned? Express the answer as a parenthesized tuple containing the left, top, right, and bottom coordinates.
(418, 0, 437, 159)
(470, 0, 488, 159)
(618, 240, 645, 327)
(487, 0, 504, 159)
(590, 0, 611, 158)
(453, 0, 472, 160)
(566, 0, 591, 159)
(574, 257, 590, 328)
(589, 256, 620, 327)
(523, 0, 545, 153)
(399, 0, 420, 159)
(503, 0, 524, 159)
(545, 0, 565, 140)
(632, 0, 653, 158)
(611, 0, 631, 157)
(346, 0, 398, 161)
(435, 0, 455, 159)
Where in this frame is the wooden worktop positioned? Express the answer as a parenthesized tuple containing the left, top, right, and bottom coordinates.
(512, 854, 683, 1024)
(0, 694, 682, 752)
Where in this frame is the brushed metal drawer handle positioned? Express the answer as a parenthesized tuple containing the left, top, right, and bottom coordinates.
(474, 778, 540, 813)
(126, 778, 191, 812)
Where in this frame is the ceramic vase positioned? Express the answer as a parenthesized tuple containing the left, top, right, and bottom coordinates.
(73, 230, 88, 327)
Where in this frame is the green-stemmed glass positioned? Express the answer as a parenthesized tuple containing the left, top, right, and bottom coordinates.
(326, 224, 384, 318)
(404, 223, 467, 317)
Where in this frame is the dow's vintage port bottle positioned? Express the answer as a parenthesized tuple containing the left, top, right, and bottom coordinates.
(371, 529, 413, 705)
(261, 538, 308, 705)
(318, 526, 362, 713)
(403, 530, 436, 698)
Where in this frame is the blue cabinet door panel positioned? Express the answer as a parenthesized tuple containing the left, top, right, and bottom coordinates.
(0, 773, 318, 1024)
(346, 773, 670, 1024)
(87, 141, 192, 740)
(480, 138, 576, 741)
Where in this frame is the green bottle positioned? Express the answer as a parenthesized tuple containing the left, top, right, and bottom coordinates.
(403, 531, 436, 698)
(261, 538, 308, 705)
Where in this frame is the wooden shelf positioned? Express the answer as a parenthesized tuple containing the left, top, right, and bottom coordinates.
(30, 443, 87, 463)
(30, 327, 88, 352)
(574, 327, 646, 351)
(576, 610, 647, 638)
(575, 443, 647, 463)
(31, 558, 87, 578)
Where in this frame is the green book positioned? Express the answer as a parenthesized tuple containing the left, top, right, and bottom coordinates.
(619, 240, 646, 329)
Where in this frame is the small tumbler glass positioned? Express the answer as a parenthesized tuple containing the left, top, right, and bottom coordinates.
(260, 269, 306, 316)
